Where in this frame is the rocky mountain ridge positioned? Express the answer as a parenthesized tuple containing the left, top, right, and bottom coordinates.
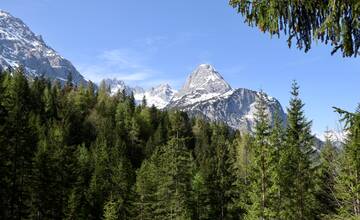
(0, 10, 86, 84)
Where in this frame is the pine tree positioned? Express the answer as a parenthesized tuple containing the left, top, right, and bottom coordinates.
(1, 68, 37, 219)
(191, 170, 211, 220)
(268, 111, 285, 218)
(103, 199, 119, 220)
(207, 124, 236, 220)
(231, 132, 253, 218)
(334, 107, 360, 218)
(0, 70, 9, 219)
(314, 132, 338, 219)
(134, 159, 158, 220)
(156, 138, 194, 220)
(279, 81, 316, 220)
(229, 0, 360, 57)
(246, 91, 275, 220)
(137, 137, 195, 220)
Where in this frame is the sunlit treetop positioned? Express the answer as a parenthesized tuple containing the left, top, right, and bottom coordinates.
(229, 0, 360, 57)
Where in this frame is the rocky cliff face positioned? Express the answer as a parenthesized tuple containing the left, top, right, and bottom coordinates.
(103, 79, 176, 109)
(167, 64, 286, 132)
(0, 10, 86, 84)
(104, 64, 286, 132)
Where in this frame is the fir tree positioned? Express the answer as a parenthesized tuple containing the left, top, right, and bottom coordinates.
(279, 81, 316, 220)
(334, 107, 360, 218)
(103, 199, 119, 220)
(246, 91, 275, 220)
(1, 68, 37, 219)
(314, 132, 338, 219)
(229, 0, 360, 57)
(268, 111, 285, 218)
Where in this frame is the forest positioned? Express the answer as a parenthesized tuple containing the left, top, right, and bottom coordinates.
(0, 68, 360, 220)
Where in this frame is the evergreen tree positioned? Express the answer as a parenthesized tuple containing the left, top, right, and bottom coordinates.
(268, 112, 285, 218)
(191, 171, 211, 220)
(103, 199, 119, 220)
(136, 137, 195, 220)
(207, 124, 236, 220)
(314, 132, 338, 219)
(134, 159, 158, 220)
(279, 81, 316, 219)
(155, 138, 194, 220)
(231, 132, 253, 218)
(334, 107, 360, 218)
(1, 68, 37, 219)
(229, 0, 360, 57)
(246, 91, 276, 220)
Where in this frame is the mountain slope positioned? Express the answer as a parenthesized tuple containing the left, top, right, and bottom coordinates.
(0, 10, 86, 84)
(103, 79, 176, 109)
(167, 64, 287, 132)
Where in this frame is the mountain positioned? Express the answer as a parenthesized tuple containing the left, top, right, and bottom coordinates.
(103, 79, 176, 109)
(138, 84, 177, 109)
(316, 129, 347, 149)
(103, 78, 136, 95)
(173, 64, 232, 100)
(0, 10, 86, 84)
(104, 64, 286, 132)
(167, 64, 287, 132)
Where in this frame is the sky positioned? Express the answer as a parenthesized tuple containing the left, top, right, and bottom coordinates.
(2, 0, 360, 136)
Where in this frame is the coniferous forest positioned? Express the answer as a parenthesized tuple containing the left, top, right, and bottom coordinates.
(1, 68, 360, 220)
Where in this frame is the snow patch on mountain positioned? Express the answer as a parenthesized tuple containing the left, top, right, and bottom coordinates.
(0, 9, 86, 84)
(316, 129, 348, 149)
(167, 64, 287, 132)
(102, 79, 176, 109)
(174, 64, 232, 100)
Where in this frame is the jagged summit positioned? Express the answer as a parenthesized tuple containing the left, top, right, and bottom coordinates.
(175, 64, 232, 99)
(0, 10, 10, 17)
(167, 64, 287, 132)
(102, 79, 176, 109)
(103, 78, 134, 95)
(0, 9, 86, 84)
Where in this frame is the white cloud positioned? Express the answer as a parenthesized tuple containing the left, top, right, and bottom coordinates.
(77, 49, 156, 83)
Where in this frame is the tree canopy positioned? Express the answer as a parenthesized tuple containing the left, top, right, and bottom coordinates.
(229, 0, 360, 57)
(1, 68, 360, 219)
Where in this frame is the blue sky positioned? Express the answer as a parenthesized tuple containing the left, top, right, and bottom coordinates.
(2, 0, 360, 136)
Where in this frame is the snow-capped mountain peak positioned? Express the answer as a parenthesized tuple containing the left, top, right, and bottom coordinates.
(103, 80, 176, 109)
(144, 84, 177, 108)
(167, 64, 286, 132)
(175, 64, 232, 99)
(102, 78, 135, 95)
(0, 9, 86, 84)
(148, 83, 173, 96)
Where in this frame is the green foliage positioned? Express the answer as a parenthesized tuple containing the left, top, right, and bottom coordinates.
(278, 81, 317, 220)
(245, 92, 277, 220)
(333, 107, 360, 218)
(229, 0, 360, 57)
(314, 134, 339, 218)
(1, 68, 359, 219)
(103, 199, 119, 220)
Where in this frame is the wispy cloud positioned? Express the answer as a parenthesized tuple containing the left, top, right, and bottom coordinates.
(77, 32, 207, 87)
(76, 48, 178, 89)
(77, 49, 157, 83)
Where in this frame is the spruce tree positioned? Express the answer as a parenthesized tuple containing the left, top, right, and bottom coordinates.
(103, 199, 119, 220)
(314, 132, 338, 218)
(207, 124, 236, 220)
(229, 0, 360, 57)
(334, 107, 360, 218)
(191, 170, 211, 220)
(268, 112, 285, 218)
(279, 81, 316, 220)
(1, 68, 37, 219)
(231, 132, 253, 218)
(246, 91, 275, 220)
